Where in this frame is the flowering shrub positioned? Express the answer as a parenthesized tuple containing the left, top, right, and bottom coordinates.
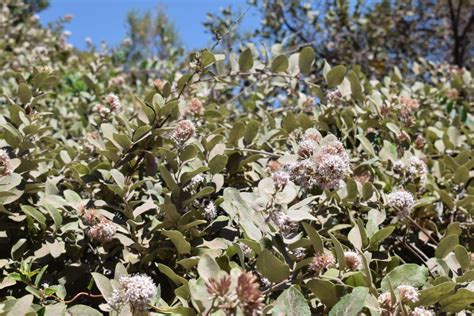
(0, 1, 473, 315)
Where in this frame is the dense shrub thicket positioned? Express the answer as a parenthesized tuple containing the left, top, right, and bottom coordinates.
(0, 1, 473, 315)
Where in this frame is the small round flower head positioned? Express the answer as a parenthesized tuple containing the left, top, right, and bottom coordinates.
(387, 190, 415, 218)
(153, 79, 164, 90)
(288, 159, 318, 188)
(267, 160, 282, 172)
(110, 75, 125, 86)
(172, 120, 195, 144)
(204, 201, 217, 221)
(93, 103, 111, 118)
(446, 88, 459, 100)
(415, 134, 427, 149)
(118, 274, 157, 311)
(399, 96, 419, 111)
(314, 154, 350, 189)
(185, 97, 204, 116)
(87, 219, 117, 243)
(344, 251, 361, 271)
(272, 170, 290, 190)
(397, 285, 419, 303)
(303, 128, 322, 143)
(320, 141, 350, 164)
(0, 149, 12, 177)
(292, 247, 306, 261)
(327, 89, 343, 105)
(377, 291, 393, 310)
(411, 307, 434, 316)
(105, 94, 121, 112)
(297, 140, 318, 157)
(310, 252, 336, 273)
(122, 38, 133, 46)
(406, 156, 427, 180)
(393, 160, 405, 174)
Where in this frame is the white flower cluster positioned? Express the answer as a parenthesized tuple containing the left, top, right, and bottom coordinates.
(183, 174, 204, 192)
(393, 156, 428, 186)
(387, 189, 415, 218)
(411, 307, 434, 316)
(204, 201, 217, 221)
(0, 149, 11, 177)
(109, 274, 157, 312)
(270, 211, 298, 237)
(310, 252, 335, 273)
(289, 139, 351, 190)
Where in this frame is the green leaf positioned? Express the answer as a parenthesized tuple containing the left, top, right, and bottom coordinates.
(325, 65, 346, 88)
(302, 222, 324, 253)
(7, 294, 33, 316)
(91, 272, 112, 300)
(20, 205, 46, 226)
(256, 249, 290, 283)
(329, 287, 369, 316)
(453, 165, 469, 184)
(180, 144, 198, 162)
(454, 245, 471, 270)
(282, 112, 299, 133)
(356, 135, 376, 157)
(440, 289, 474, 313)
(370, 226, 395, 247)
(197, 254, 221, 281)
(201, 49, 216, 68)
(299, 46, 315, 75)
(435, 234, 459, 259)
(158, 165, 180, 194)
(329, 233, 346, 272)
(306, 279, 338, 307)
(380, 264, 428, 291)
(17, 83, 32, 104)
(209, 154, 228, 174)
(157, 263, 187, 285)
(347, 70, 363, 102)
(417, 282, 456, 306)
(272, 286, 311, 316)
(271, 55, 289, 73)
(244, 120, 260, 144)
(67, 305, 102, 316)
(239, 48, 254, 72)
(162, 230, 191, 254)
(228, 122, 245, 146)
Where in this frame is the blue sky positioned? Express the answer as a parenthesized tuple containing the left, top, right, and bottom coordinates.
(39, 0, 260, 51)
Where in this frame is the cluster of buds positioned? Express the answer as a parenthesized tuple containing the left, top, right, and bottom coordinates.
(171, 119, 196, 145)
(387, 189, 415, 218)
(109, 274, 157, 312)
(414, 134, 427, 149)
(310, 252, 336, 274)
(271, 170, 290, 190)
(206, 271, 263, 315)
(326, 89, 344, 106)
(393, 156, 428, 188)
(303, 96, 315, 112)
(289, 137, 351, 190)
(270, 211, 299, 237)
(110, 75, 126, 86)
(0, 149, 12, 177)
(184, 97, 205, 116)
(81, 208, 117, 244)
(399, 96, 420, 127)
(397, 285, 419, 303)
(93, 94, 122, 118)
(446, 88, 459, 100)
(153, 79, 165, 90)
(183, 174, 204, 193)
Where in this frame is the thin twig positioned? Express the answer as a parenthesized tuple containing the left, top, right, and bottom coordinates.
(63, 292, 103, 304)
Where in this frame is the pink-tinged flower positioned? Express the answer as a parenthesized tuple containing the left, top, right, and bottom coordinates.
(86, 218, 117, 243)
(303, 128, 322, 143)
(206, 275, 231, 297)
(310, 252, 336, 273)
(297, 140, 318, 157)
(172, 120, 195, 144)
(314, 153, 349, 189)
(236, 272, 263, 314)
(377, 291, 393, 310)
(344, 251, 361, 271)
(185, 97, 205, 116)
(397, 285, 419, 303)
(0, 149, 11, 177)
(93, 104, 111, 118)
(387, 189, 415, 218)
(272, 170, 290, 190)
(105, 94, 121, 112)
(153, 79, 165, 90)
